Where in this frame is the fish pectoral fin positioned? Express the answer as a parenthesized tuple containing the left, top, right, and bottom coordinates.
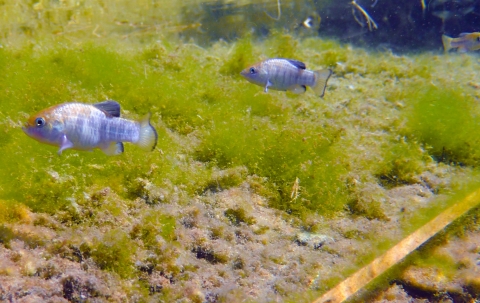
(100, 142, 124, 156)
(288, 84, 307, 94)
(58, 135, 74, 155)
(264, 80, 273, 93)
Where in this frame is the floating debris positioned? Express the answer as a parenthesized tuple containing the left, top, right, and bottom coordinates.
(351, 0, 378, 31)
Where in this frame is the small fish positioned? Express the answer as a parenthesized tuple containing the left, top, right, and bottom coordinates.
(429, 0, 475, 20)
(23, 100, 158, 155)
(240, 58, 332, 97)
(442, 33, 480, 53)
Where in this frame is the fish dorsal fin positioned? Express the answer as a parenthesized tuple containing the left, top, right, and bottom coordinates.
(286, 59, 306, 70)
(459, 33, 472, 37)
(93, 100, 121, 117)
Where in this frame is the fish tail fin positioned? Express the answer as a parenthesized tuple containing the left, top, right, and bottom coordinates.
(136, 113, 158, 151)
(312, 69, 333, 97)
(442, 35, 453, 52)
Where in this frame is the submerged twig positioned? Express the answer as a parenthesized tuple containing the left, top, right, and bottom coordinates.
(311, 188, 480, 303)
(92, 24, 101, 38)
(290, 177, 300, 201)
(351, 0, 378, 31)
(420, 0, 427, 17)
(264, 0, 282, 21)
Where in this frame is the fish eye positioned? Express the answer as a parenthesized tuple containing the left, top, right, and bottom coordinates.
(35, 117, 45, 128)
(249, 67, 256, 74)
(477, 36, 480, 42)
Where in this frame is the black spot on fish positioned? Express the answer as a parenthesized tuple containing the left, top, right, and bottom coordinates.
(285, 59, 306, 70)
(93, 100, 121, 117)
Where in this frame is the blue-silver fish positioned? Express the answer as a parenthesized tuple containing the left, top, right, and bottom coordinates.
(22, 101, 157, 155)
(442, 33, 480, 53)
(240, 58, 332, 97)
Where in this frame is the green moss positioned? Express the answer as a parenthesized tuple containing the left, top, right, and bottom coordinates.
(130, 212, 175, 249)
(220, 34, 256, 76)
(404, 85, 480, 166)
(192, 246, 229, 264)
(196, 112, 350, 216)
(210, 226, 225, 239)
(253, 225, 269, 235)
(319, 49, 348, 69)
(90, 229, 137, 278)
(0, 200, 32, 224)
(201, 166, 248, 193)
(376, 139, 426, 188)
(0, 225, 15, 249)
(347, 198, 389, 221)
(343, 229, 367, 240)
(265, 32, 299, 59)
(224, 208, 256, 226)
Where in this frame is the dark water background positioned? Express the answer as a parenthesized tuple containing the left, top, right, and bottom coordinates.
(180, 0, 480, 52)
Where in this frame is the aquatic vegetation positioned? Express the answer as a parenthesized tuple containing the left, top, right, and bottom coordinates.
(404, 85, 480, 166)
(1, 2, 480, 302)
(224, 207, 256, 226)
(317, 184, 480, 303)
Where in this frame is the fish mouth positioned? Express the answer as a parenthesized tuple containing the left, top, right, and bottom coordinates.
(21, 125, 31, 135)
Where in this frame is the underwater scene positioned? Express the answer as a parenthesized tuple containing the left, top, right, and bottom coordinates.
(1, 0, 480, 302)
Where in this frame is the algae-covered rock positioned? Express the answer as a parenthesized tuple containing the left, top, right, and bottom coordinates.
(295, 232, 334, 249)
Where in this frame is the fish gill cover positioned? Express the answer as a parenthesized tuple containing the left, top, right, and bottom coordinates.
(0, 1, 480, 303)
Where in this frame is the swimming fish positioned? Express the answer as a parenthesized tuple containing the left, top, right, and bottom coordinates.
(240, 58, 333, 97)
(442, 33, 480, 53)
(429, 0, 475, 21)
(22, 100, 158, 155)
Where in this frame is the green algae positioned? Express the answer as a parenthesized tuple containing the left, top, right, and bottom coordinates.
(224, 207, 256, 226)
(403, 85, 480, 166)
(0, 36, 477, 300)
(131, 211, 176, 247)
(89, 229, 137, 278)
(1, 2, 480, 302)
(0, 225, 15, 249)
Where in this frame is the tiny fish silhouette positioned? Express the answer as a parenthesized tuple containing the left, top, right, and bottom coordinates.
(23, 100, 157, 155)
(240, 58, 332, 97)
(442, 33, 480, 53)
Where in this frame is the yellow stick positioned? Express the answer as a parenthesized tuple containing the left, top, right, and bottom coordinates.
(312, 189, 480, 303)
(351, 0, 378, 31)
